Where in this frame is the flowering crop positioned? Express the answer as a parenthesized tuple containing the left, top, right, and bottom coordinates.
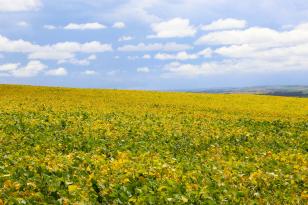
(0, 85, 307, 204)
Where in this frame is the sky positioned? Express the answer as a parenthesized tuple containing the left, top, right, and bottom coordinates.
(0, 0, 308, 90)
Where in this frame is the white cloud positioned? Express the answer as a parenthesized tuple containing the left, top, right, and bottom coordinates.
(29, 52, 74, 60)
(128, 56, 139, 60)
(215, 43, 308, 60)
(17, 21, 29, 27)
(196, 22, 308, 68)
(0, 35, 40, 53)
(195, 24, 308, 46)
(0, 61, 46, 77)
(109, 0, 161, 24)
(87, 54, 97, 60)
(83, 70, 97, 76)
(142, 54, 151, 59)
(118, 36, 134, 42)
(198, 48, 213, 58)
(0, 63, 19, 72)
(161, 22, 307, 77)
(149, 18, 196, 38)
(160, 61, 229, 77)
(155, 51, 199, 61)
(137, 67, 150, 73)
(45, 67, 67, 76)
(0, 0, 41, 12)
(295, 23, 308, 30)
(44, 25, 57, 30)
(58, 58, 88, 66)
(51, 41, 112, 53)
(0, 35, 112, 61)
(201, 18, 247, 31)
(106, 0, 227, 25)
(12, 61, 46, 77)
(118, 42, 193, 52)
(215, 44, 259, 58)
(58, 54, 97, 66)
(113, 22, 126, 29)
(64, 23, 106, 30)
(155, 49, 213, 61)
(163, 57, 308, 78)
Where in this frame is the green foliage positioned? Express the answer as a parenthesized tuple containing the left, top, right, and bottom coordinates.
(0, 85, 307, 204)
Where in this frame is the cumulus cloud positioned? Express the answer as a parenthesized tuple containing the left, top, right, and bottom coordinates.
(127, 55, 151, 60)
(13, 61, 46, 77)
(64, 23, 106, 30)
(216, 43, 308, 61)
(29, 52, 74, 60)
(0, 61, 46, 77)
(163, 57, 308, 78)
(50, 42, 112, 53)
(200, 23, 308, 62)
(0, 35, 112, 61)
(83, 70, 97, 76)
(113, 22, 126, 29)
(137, 67, 150, 73)
(168, 21, 308, 77)
(44, 25, 57, 30)
(155, 51, 199, 61)
(0, 0, 41, 12)
(0, 63, 19, 72)
(45, 67, 67, 76)
(87, 54, 97, 60)
(58, 55, 97, 66)
(163, 62, 217, 78)
(108, 0, 161, 24)
(201, 18, 247, 31)
(17, 21, 29, 27)
(155, 49, 213, 61)
(127, 56, 139, 60)
(0, 35, 40, 53)
(118, 36, 134, 42)
(142, 54, 151, 59)
(198, 48, 213, 58)
(118, 42, 193, 52)
(196, 24, 308, 46)
(149, 18, 197, 38)
(61, 58, 91, 66)
(105, 0, 244, 24)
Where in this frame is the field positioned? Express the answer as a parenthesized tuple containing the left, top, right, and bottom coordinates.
(199, 86, 308, 98)
(0, 85, 307, 204)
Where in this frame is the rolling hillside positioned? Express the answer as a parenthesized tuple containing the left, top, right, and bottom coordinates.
(199, 86, 308, 97)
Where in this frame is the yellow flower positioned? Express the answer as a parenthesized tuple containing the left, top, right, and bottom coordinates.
(301, 192, 308, 200)
(3, 180, 12, 189)
(13, 182, 21, 190)
(68, 185, 78, 193)
(181, 196, 188, 203)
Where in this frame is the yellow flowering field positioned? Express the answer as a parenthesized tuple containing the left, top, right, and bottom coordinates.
(0, 84, 307, 204)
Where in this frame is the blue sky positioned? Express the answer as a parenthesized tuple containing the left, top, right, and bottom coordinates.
(0, 0, 308, 90)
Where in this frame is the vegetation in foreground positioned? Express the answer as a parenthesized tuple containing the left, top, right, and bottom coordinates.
(0, 85, 307, 204)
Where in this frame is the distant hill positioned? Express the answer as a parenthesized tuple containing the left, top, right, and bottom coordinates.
(197, 86, 308, 98)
